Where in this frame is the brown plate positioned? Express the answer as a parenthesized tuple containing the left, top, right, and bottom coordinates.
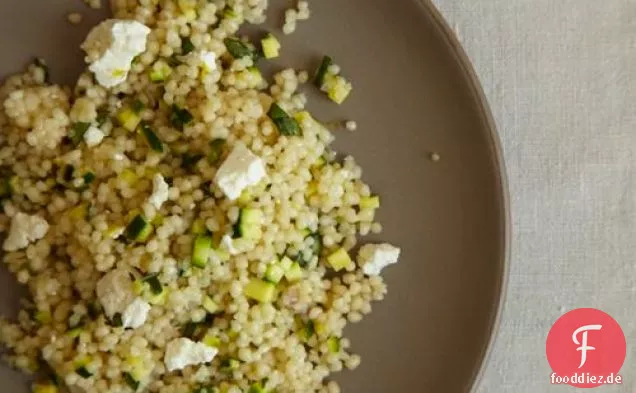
(0, 0, 508, 392)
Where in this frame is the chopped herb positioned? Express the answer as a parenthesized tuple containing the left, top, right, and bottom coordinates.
(140, 121, 164, 153)
(143, 274, 163, 295)
(182, 152, 204, 171)
(313, 56, 333, 88)
(76, 366, 93, 378)
(223, 37, 260, 61)
(83, 172, 96, 185)
(267, 103, 301, 136)
(219, 358, 240, 372)
(69, 122, 91, 145)
(207, 138, 226, 164)
(125, 214, 153, 242)
(34, 58, 50, 83)
(62, 165, 75, 183)
(96, 107, 110, 126)
(123, 372, 139, 391)
(0, 177, 13, 198)
(167, 55, 182, 67)
(183, 322, 199, 338)
(111, 313, 123, 327)
(170, 105, 194, 129)
(181, 37, 195, 54)
(131, 99, 145, 114)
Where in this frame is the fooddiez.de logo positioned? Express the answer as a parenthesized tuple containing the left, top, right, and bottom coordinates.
(546, 308, 626, 388)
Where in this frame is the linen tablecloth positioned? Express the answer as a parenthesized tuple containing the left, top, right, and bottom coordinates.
(432, 0, 636, 391)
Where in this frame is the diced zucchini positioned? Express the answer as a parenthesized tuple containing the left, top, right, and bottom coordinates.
(207, 138, 226, 164)
(238, 67, 263, 88)
(117, 107, 142, 132)
(123, 372, 140, 391)
(68, 203, 89, 220)
(284, 262, 303, 282)
(69, 122, 91, 146)
(327, 337, 341, 353)
(298, 319, 315, 342)
(32, 384, 58, 393)
(267, 103, 301, 136)
(75, 363, 93, 378)
(111, 313, 123, 327)
(313, 56, 333, 87)
(192, 234, 213, 268)
(181, 152, 204, 171)
(133, 280, 145, 295)
(326, 248, 352, 271)
(211, 248, 231, 262)
(140, 122, 164, 153)
(193, 387, 219, 393)
(125, 214, 153, 242)
(308, 233, 322, 258)
(203, 295, 220, 314)
(34, 57, 50, 83)
(0, 177, 12, 198)
(233, 208, 262, 240)
(314, 321, 326, 336)
(313, 156, 326, 168)
(222, 7, 239, 20)
(181, 37, 195, 55)
(202, 334, 221, 348)
(149, 59, 172, 82)
(8, 176, 19, 194)
(261, 33, 281, 59)
(105, 225, 125, 239)
(147, 288, 169, 305)
(248, 383, 266, 393)
(223, 38, 260, 61)
(152, 214, 165, 226)
(237, 189, 252, 205)
(323, 74, 352, 104)
(279, 256, 293, 271)
(264, 264, 285, 284)
(182, 321, 200, 338)
(219, 358, 240, 372)
(143, 274, 163, 295)
(244, 279, 276, 303)
(119, 169, 138, 186)
(170, 142, 190, 155)
(34, 311, 52, 324)
(177, 0, 197, 19)
(169, 105, 194, 130)
(359, 196, 380, 209)
(191, 218, 207, 235)
(131, 100, 145, 114)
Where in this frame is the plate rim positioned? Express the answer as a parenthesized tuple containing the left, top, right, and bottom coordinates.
(417, 1, 512, 391)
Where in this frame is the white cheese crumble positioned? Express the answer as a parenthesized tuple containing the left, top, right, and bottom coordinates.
(148, 173, 169, 210)
(221, 234, 239, 255)
(81, 19, 151, 88)
(121, 297, 151, 329)
(3, 212, 49, 252)
(95, 268, 135, 318)
(83, 125, 105, 147)
(199, 51, 217, 72)
(357, 243, 401, 276)
(214, 144, 266, 200)
(164, 338, 218, 372)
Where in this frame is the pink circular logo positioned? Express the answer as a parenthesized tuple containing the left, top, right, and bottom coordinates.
(546, 308, 626, 388)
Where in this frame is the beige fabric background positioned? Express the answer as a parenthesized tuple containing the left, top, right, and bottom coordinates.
(431, 0, 636, 391)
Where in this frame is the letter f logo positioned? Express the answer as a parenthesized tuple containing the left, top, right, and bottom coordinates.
(572, 324, 602, 368)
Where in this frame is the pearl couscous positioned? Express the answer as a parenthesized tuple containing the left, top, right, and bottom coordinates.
(0, 1, 400, 393)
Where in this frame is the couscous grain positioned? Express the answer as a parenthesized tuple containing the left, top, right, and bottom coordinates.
(0, 1, 401, 393)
